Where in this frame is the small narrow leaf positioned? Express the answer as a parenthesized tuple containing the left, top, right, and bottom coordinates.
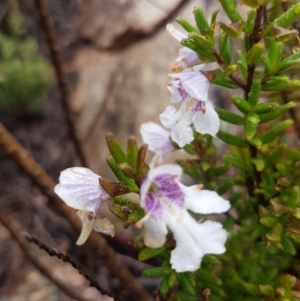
(260, 120, 293, 144)
(217, 130, 249, 148)
(264, 144, 287, 169)
(231, 95, 251, 113)
(219, 0, 242, 22)
(274, 3, 300, 28)
(215, 108, 244, 125)
(176, 17, 198, 33)
(106, 133, 127, 164)
(194, 7, 211, 36)
(138, 247, 165, 261)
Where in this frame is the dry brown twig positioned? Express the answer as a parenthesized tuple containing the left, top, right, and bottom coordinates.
(0, 122, 152, 301)
(0, 212, 94, 301)
(34, 0, 87, 167)
(23, 232, 122, 301)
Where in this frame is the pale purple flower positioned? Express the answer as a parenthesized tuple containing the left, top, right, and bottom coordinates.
(168, 70, 211, 102)
(167, 24, 199, 71)
(160, 101, 220, 147)
(138, 164, 230, 272)
(140, 122, 174, 157)
(54, 167, 114, 245)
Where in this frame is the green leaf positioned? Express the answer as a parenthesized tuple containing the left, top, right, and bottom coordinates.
(215, 108, 244, 125)
(261, 76, 292, 91)
(219, 22, 242, 38)
(246, 43, 264, 66)
(274, 3, 300, 28)
(264, 144, 287, 169)
(159, 277, 171, 296)
(258, 285, 274, 297)
(258, 102, 294, 123)
(219, 31, 231, 65)
(194, 7, 212, 37)
(176, 17, 198, 33)
(216, 180, 235, 195)
(260, 119, 293, 144)
(267, 38, 283, 67)
(251, 158, 264, 171)
(106, 133, 127, 164)
(212, 73, 238, 88)
(188, 32, 213, 50)
(281, 235, 296, 255)
(274, 50, 300, 73)
(196, 269, 222, 286)
(259, 217, 278, 228)
(177, 273, 196, 295)
(231, 95, 251, 113)
(127, 136, 138, 171)
(138, 247, 165, 261)
(210, 10, 219, 26)
(217, 130, 249, 148)
(223, 153, 251, 172)
(266, 223, 282, 242)
(236, 51, 247, 80)
(248, 75, 261, 106)
(219, 0, 242, 22)
(143, 266, 171, 278)
(106, 156, 138, 191)
(254, 102, 278, 114)
(277, 274, 296, 290)
(281, 186, 299, 209)
(212, 164, 230, 176)
(181, 39, 216, 62)
(244, 112, 260, 140)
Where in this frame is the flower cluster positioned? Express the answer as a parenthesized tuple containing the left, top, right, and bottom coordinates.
(141, 25, 220, 150)
(54, 25, 229, 273)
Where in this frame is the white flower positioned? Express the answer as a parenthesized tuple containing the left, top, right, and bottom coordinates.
(140, 122, 174, 166)
(160, 100, 220, 147)
(54, 167, 114, 245)
(168, 70, 211, 102)
(140, 122, 174, 157)
(167, 24, 199, 72)
(138, 164, 230, 272)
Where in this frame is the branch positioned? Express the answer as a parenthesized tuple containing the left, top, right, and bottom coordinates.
(0, 122, 152, 301)
(245, 5, 265, 202)
(34, 0, 87, 167)
(212, 50, 247, 90)
(23, 232, 122, 301)
(0, 213, 94, 301)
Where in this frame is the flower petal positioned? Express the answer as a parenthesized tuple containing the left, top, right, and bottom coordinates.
(183, 186, 231, 214)
(140, 164, 183, 206)
(166, 24, 187, 41)
(54, 167, 110, 213)
(142, 217, 168, 248)
(192, 101, 220, 136)
(140, 122, 174, 157)
(93, 218, 115, 236)
(169, 71, 210, 101)
(76, 210, 93, 245)
(159, 106, 181, 128)
(170, 110, 194, 148)
(168, 210, 228, 272)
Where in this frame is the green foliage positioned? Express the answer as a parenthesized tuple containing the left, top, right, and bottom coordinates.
(105, 2, 300, 301)
(0, 1, 52, 115)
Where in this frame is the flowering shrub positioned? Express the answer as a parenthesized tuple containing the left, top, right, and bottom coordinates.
(55, 1, 300, 300)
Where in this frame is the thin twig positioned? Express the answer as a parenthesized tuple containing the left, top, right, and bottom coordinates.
(23, 232, 122, 301)
(0, 213, 94, 301)
(245, 6, 265, 201)
(0, 122, 152, 301)
(34, 0, 87, 167)
(212, 50, 247, 90)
